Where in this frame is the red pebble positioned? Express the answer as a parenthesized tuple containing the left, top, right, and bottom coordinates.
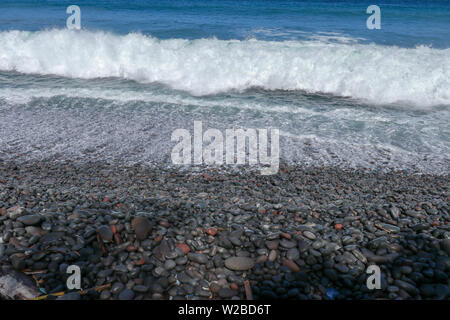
(230, 283, 239, 291)
(206, 227, 217, 236)
(177, 243, 190, 254)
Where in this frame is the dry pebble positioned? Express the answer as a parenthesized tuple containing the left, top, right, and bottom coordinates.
(0, 161, 448, 300)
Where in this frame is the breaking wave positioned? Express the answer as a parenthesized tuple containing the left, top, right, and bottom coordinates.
(1, 29, 449, 106)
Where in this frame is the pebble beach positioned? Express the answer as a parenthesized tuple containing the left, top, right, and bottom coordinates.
(1, 0, 449, 302)
(1, 160, 449, 300)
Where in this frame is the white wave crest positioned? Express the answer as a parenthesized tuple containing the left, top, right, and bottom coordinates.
(1, 29, 449, 106)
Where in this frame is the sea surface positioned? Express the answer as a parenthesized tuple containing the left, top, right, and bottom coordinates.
(0, 0, 449, 173)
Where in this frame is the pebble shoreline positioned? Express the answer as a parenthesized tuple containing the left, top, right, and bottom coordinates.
(0, 160, 449, 300)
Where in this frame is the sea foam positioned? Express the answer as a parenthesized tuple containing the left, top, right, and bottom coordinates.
(1, 29, 449, 106)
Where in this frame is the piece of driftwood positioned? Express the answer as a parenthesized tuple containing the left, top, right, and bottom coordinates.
(31, 283, 112, 300)
(0, 266, 40, 300)
(244, 280, 253, 300)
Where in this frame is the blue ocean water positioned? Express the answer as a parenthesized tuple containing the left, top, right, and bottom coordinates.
(1, 0, 449, 48)
(0, 1, 449, 172)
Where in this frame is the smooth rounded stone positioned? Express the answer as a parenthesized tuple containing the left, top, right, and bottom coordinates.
(352, 250, 367, 264)
(111, 282, 125, 294)
(151, 293, 164, 300)
(282, 259, 300, 272)
(312, 240, 325, 250)
(164, 259, 176, 270)
(344, 244, 358, 251)
(188, 253, 208, 264)
(209, 283, 221, 294)
(337, 252, 357, 264)
(224, 257, 255, 271)
(387, 286, 399, 293)
(83, 229, 96, 239)
(100, 290, 111, 300)
(57, 292, 81, 300)
(377, 223, 400, 233)
(195, 287, 211, 297)
(390, 207, 401, 219)
(118, 289, 135, 300)
(6, 206, 25, 220)
(334, 263, 349, 274)
(368, 253, 399, 264)
(280, 239, 296, 249)
(265, 240, 279, 250)
(133, 285, 149, 293)
(153, 266, 168, 277)
(151, 283, 165, 294)
(131, 216, 152, 240)
(10, 254, 26, 270)
(303, 231, 316, 240)
(27, 234, 40, 245)
(256, 255, 268, 264)
(25, 226, 42, 236)
(228, 274, 244, 285)
(114, 264, 128, 273)
(31, 246, 46, 260)
(50, 253, 64, 263)
(102, 255, 115, 267)
(286, 248, 299, 260)
(441, 239, 450, 256)
(2, 231, 12, 243)
(405, 210, 422, 218)
(97, 225, 113, 242)
(98, 269, 113, 278)
(268, 250, 277, 262)
(400, 266, 413, 274)
(265, 233, 281, 240)
(229, 237, 242, 246)
(165, 250, 179, 260)
(341, 236, 354, 245)
(175, 256, 188, 265)
(59, 263, 69, 274)
(287, 288, 300, 298)
(256, 248, 268, 256)
(394, 280, 419, 296)
(218, 288, 238, 299)
(17, 215, 41, 226)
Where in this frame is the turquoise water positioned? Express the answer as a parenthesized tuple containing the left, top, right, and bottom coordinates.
(0, 1, 449, 172)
